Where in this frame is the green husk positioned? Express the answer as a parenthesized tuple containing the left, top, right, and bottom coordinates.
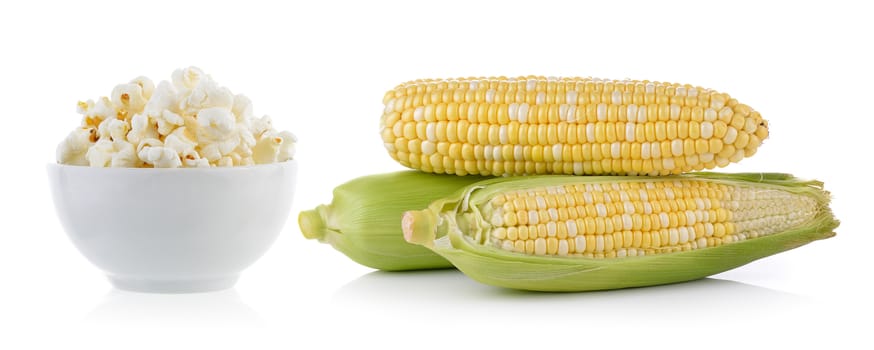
(299, 171, 486, 271)
(403, 172, 839, 291)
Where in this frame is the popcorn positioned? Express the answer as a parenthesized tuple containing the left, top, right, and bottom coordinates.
(144, 82, 184, 135)
(57, 67, 296, 168)
(111, 141, 140, 168)
(233, 139, 254, 158)
(136, 138, 163, 151)
(108, 119, 129, 141)
(129, 76, 155, 100)
(56, 126, 97, 166)
(197, 107, 236, 141)
(228, 152, 243, 165)
(238, 157, 255, 166)
(97, 118, 129, 142)
(85, 138, 142, 168)
(146, 148, 182, 168)
(171, 66, 206, 91)
(127, 112, 159, 144)
(218, 137, 240, 155)
(252, 132, 283, 164)
(78, 97, 115, 128)
(250, 115, 274, 139)
(111, 82, 148, 114)
(238, 125, 257, 150)
(181, 150, 210, 168)
(164, 127, 198, 156)
(145, 81, 178, 113)
(200, 143, 224, 162)
(137, 138, 182, 168)
(85, 139, 116, 167)
(157, 110, 185, 135)
(217, 156, 234, 167)
(277, 130, 298, 161)
(232, 94, 254, 123)
(182, 78, 234, 114)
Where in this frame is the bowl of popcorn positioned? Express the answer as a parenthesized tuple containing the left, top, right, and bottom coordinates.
(47, 67, 298, 293)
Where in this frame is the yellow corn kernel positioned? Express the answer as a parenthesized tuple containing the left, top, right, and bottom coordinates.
(472, 176, 822, 259)
(382, 77, 768, 176)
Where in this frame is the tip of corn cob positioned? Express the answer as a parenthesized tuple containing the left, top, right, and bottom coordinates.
(402, 210, 437, 246)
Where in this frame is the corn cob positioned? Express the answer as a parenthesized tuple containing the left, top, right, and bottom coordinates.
(299, 171, 485, 271)
(381, 76, 768, 176)
(403, 173, 837, 291)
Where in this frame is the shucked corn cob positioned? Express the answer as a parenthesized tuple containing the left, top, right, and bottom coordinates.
(403, 173, 837, 291)
(299, 171, 485, 271)
(381, 76, 768, 176)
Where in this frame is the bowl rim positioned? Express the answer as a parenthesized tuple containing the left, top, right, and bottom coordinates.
(46, 159, 297, 173)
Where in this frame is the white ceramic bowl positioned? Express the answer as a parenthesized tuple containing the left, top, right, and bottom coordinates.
(47, 161, 297, 293)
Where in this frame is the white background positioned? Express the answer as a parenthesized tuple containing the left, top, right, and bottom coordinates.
(1, 0, 871, 348)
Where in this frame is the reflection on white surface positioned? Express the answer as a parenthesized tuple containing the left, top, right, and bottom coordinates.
(85, 288, 263, 328)
(333, 270, 809, 326)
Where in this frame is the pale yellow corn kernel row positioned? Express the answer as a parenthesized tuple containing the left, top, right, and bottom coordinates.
(479, 179, 817, 258)
(380, 76, 768, 176)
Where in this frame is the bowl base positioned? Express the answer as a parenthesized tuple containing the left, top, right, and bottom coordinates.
(107, 274, 240, 293)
